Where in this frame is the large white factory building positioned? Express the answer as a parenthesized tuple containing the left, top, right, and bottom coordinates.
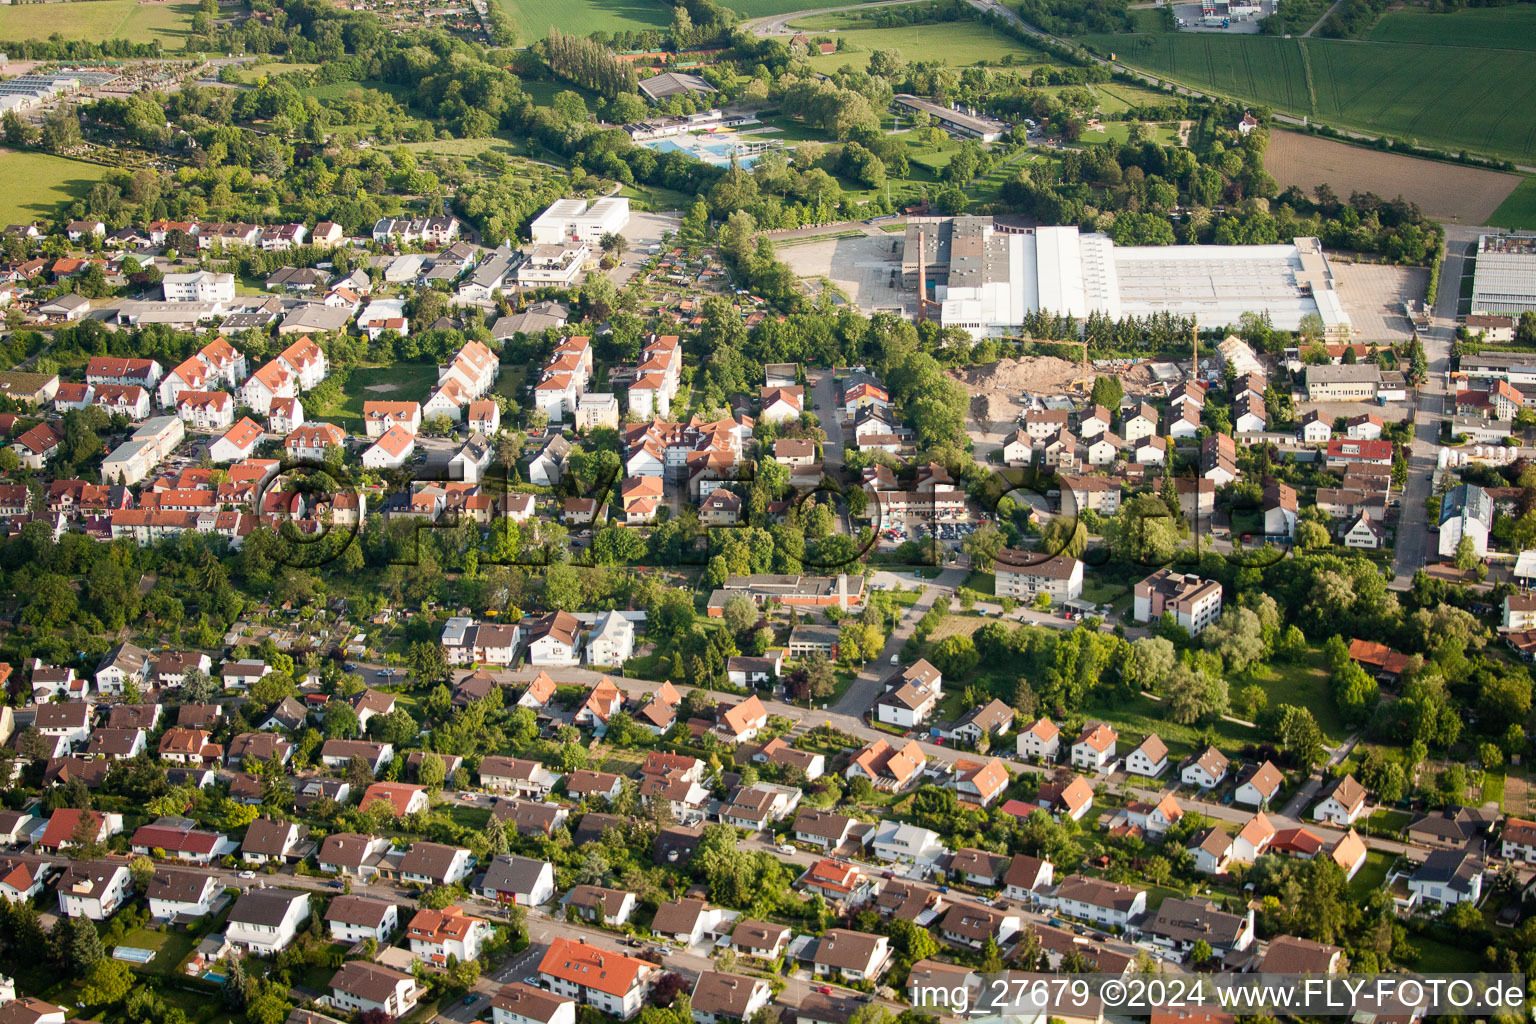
(902, 218, 1352, 341)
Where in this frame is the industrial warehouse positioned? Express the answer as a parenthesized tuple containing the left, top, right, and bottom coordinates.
(1470, 233, 1536, 315)
(897, 217, 1354, 339)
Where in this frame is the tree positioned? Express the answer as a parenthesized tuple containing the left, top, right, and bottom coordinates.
(804, 652, 835, 701)
(129, 854, 155, 892)
(1124, 636, 1176, 692)
(1202, 607, 1265, 673)
(408, 641, 450, 687)
(69, 916, 104, 971)
(1454, 535, 1479, 572)
(483, 813, 509, 857)
(1166, 664, 1228, 724)
(961, 523, 1004, 570)
(543, 563, 583, 611)
(323, 700, 360, 739)
(416, 752, 446, 791)
(245, 991, 292, 1024)
(1277, 704, 1325, 767)
(929, 634, 978, 677)
(722, 593, 758, 635)
(79, 958, 132, 1007)
(1091, 376, 1123, 411)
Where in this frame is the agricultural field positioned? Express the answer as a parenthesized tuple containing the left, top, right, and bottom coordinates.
(1366, 4, 1536, 49)
(800, 20, 1044, 71)
(496, 0, 670, 40)
(0, 0, 199, 45)
(1076, 30, 1536, 164)
(729, 0, 842, 16)
(1489, 177, 1536, 231)
(1264, 129, 1522, 224)
(0, 150, 112, 225)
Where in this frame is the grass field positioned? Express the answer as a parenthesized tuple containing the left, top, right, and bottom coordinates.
(1076, 30, 1536, 164)
(309, 364, 439, 431)
(498, 0, 670, 39)
(1489, 176, 1536, 230)
(1246, 649, 1345, 743)
(237, 61, 321, 83)
(0, 0, 199, 45)
(0, 150, 111, 225)
(802, 20, 1042, 71)
(1367, 5, 1536, 49)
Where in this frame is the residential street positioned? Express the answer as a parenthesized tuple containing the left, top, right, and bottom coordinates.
(1390, 226, 1466, 586)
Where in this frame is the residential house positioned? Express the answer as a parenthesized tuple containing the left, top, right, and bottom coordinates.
(225, 888, 311, 953)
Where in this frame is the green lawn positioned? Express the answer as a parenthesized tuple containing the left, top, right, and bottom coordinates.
(1080, 580, 1127, 605)
(1079, 122, 1183, 148)
(802, 20, 1044, 72)
(1246, 648, 1345, 743)
(1348, 850, 1392, 900)
(1076, 29, 1536, 163)
(0, 151, 112, 226)
(498, 0, 671, 40)
(0, 0, 199, 44)
(1405, 934, 1486, 974)
(1489, 177, 1536, 231)
(119, 923, 201, 977)
(307, 364, 440, 432)
(237, 61, 321, 83)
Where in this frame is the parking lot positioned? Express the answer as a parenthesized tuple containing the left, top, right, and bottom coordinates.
(608, 209, 684, 287)
(1331, 260, 1429, 344)
(1169, 1, 1271, 32)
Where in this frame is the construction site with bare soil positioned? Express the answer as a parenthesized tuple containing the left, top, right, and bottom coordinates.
(955, 355, 1163, 414)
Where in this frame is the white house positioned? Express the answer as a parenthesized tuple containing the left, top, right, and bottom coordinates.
(209, 418, 264, 464)
(226, 888, 311, 953)
(1044, 875, 1146, 929)
(690, 972, 771, 1024)
(525, 611, 582, 666)
(325, 895, 400, 944)
(493, 984, 576, 1024)
(329, 961, 421, 1018)
(146, 868, 220, 920)
(1070, 722, 1118, 772)
(1016, 718, 1060, 762)
(478, 855, 556, 908)
(1312, 774, 1367, 826)
(1123, 734, 1168, 778)
(1407, 849, 1484, 909)
(538, 937, 656, 1020)
(362, 425, 415, 470)
(585, 611, 635, 668)
(162, 271, 235, 303)
(1181, 746, 1229, 789)
(56, 861, 132, 920)
(406, 905, 490, 964)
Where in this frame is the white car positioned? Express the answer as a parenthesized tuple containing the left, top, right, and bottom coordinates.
(776, 844, 796, 855)
(238, 870, 255, 879)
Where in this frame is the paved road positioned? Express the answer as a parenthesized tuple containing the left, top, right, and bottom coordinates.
(807, 369, 846, 471)
(830, 566, 967, 716)
(1390, 226, 1469, 585)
